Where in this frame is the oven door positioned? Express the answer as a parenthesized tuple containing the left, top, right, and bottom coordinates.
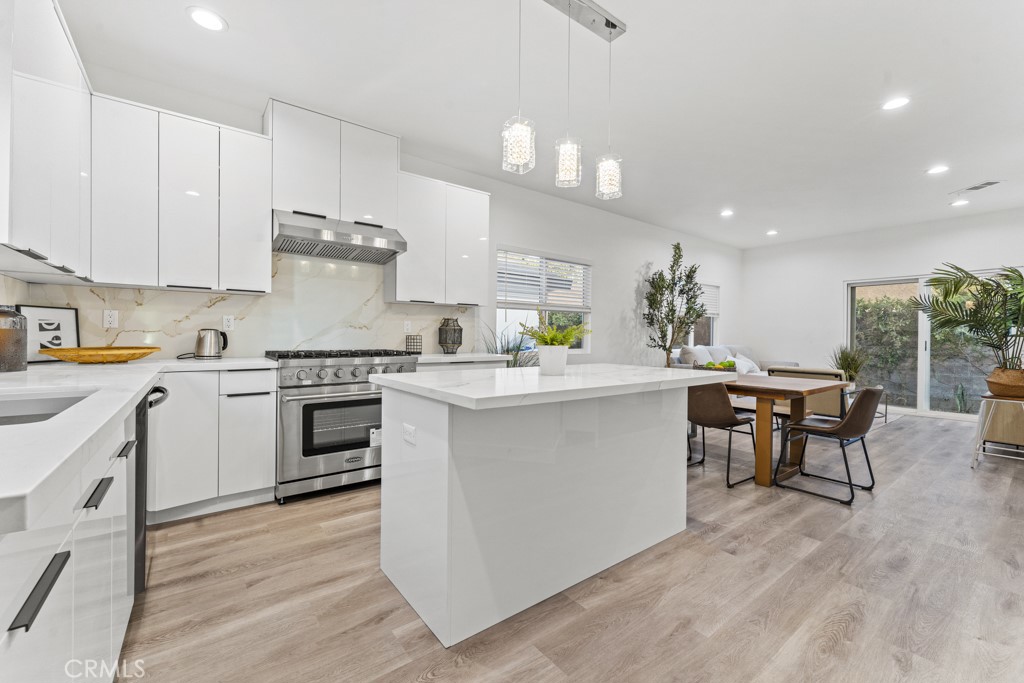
(278, 383, 382, 484)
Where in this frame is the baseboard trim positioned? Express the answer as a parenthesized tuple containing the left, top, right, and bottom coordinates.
(147, 488, 275, 525)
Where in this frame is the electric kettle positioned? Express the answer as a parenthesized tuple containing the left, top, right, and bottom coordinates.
(195, 329, 228, 360)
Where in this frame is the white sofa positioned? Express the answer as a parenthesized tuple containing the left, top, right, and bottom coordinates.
(673, 344, 798, 376)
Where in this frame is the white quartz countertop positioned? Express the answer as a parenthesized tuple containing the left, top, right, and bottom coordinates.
(370, 363, 736, 410)
(415, 353, 512, 364)
(0, 356, 277, 534)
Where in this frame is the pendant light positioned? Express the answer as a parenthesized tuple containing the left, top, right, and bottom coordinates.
(502, 0, 536, 174)
(555, 5, 581, 188)
(595, 23, 622, 200)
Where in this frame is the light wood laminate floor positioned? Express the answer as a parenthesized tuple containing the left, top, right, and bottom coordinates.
(122, 416, 1024, 682)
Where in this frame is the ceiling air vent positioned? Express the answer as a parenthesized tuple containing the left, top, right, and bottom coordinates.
(960, 181, 1002, 193)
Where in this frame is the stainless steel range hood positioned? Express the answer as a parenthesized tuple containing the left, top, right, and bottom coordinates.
(272, 210, 407, 265)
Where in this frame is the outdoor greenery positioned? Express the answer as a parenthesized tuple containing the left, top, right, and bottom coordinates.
(854, 294, 993, 413)
(829, 344, 868, 383)
(643, 242, 705, 368)
(911, 264, 1024, 370)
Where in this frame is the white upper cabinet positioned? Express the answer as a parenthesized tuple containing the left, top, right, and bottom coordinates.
(386, 173, 446, 303)
(339, 121, 398, 227)
(8, 0, 89, 273)
(158, 113, 219, 289)
(91, 97, 158, 286)
(444, 186, 490, 306)
(220, 129, 272, 293)
(267, 100, 340, 218)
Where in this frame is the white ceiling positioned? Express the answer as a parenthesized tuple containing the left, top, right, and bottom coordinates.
(59, 0, 1024, 249)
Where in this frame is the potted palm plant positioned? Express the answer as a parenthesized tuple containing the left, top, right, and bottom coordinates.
(829, 344, 867, 387)
(912, 264, 1024, 397)
(520, 313, 590, 375)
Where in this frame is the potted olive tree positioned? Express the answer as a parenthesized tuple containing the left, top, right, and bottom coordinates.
(643, 243, 706, 368)
(912, 264, 1024, 397)
(520, 314, 590, 375)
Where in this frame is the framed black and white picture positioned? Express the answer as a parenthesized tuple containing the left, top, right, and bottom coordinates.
(15, 305, 80, 363)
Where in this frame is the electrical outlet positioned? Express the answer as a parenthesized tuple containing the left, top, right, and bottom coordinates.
(222, 315, 235, 331)
(404, 320, 412, 333)
(402, 423, 416, 445)
(103, 310, 118, 329)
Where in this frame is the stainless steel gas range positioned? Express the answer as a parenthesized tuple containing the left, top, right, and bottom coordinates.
(265, 349, 417, 503)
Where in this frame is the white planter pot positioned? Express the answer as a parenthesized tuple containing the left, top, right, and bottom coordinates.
(538, 345, 569, 375)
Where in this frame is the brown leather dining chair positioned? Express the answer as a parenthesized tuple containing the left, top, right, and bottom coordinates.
(773, 386, 884, 505)
(687, 383, 756, 488)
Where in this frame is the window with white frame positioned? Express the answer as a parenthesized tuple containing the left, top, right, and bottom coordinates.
(690, 284, 720, 346)
(496, 249, 592, 352)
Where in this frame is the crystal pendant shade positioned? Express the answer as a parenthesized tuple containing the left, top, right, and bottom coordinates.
(595, 153, 622, 200)
(554, 137, 582, 188)
(502, 116, 536, 174)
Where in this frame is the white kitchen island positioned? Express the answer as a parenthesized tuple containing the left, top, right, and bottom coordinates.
(369, 363, 733, 647)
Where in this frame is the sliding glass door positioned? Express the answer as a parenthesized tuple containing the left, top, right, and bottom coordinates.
(850, 275, 998, 415)
(850, 281, 920, 409)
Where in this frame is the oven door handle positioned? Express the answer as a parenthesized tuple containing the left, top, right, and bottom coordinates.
(281, 390, 382, 403)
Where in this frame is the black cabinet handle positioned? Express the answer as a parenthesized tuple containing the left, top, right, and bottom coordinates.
(148, 386, 169, 409)
(84, 477, 114, 510)
(456, 303, 479, 307)
(116, 440, 137, 459)
(354, 220, 384, 229)
(50, 264, 75, 274)
(8, 551, 71, 632)
(409, 299, 435, 304)
(224, 392, 272, 398)
(226, 288, 266, 294)
(15, 247, 48, 261)
(293, 210, 327, 219)
(167, 284, 213, 290)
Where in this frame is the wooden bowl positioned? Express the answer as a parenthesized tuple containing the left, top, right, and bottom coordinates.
(38, 346, 161, 364)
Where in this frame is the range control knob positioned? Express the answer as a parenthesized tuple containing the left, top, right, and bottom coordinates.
(350, 367, 362, 378)
(397, 365, 406, 373)
(296, 370, 309, 381)
(367, 366, 378, 374)
(382, 366, 392, 373)
(316, 369, 329, 380)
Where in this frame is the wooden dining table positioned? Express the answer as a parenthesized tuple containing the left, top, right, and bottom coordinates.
(724, 375, 850, 486)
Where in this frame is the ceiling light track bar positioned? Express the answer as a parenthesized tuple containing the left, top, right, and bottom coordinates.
(540, 0, 626, 42)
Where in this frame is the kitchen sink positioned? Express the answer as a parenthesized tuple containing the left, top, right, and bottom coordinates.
(0, 389, 97, 426)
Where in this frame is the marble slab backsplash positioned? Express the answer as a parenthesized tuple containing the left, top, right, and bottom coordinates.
(1, 274, 29, 307)
(23, 255, 479, 359)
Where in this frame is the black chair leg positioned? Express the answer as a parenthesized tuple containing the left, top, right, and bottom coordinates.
(688, 427, 706, 467)
(860, 438, 876, 491)
(774, 433, 857, 505)
(726, 425, 755, 489)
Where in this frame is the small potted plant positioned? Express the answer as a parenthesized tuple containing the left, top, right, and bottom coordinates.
(829, 344, 867, 388)
(520, 314, 590, 376)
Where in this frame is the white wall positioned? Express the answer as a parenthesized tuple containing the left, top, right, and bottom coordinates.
(402, 156, 744, 366)
(738, 207, 1024, 368)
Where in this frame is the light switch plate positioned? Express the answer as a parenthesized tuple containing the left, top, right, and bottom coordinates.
(103, 310, 118, 329)
(223, 315, 235, 331)
(402, 423, 416, 445)
(404, 320, 412, 333)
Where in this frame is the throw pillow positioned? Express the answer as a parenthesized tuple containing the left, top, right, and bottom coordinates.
(727, 354, 760, 375)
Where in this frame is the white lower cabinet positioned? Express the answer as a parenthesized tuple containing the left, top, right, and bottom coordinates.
(148, 372, 220, 511)
(109, 454, 132, 659)
(219, 391, 277, 496)
(0, 538, 73, 683)
(149, 370, 277, 514)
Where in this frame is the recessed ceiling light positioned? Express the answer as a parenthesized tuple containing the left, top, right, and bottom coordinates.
(766, 230, 778, 236)
(950, 198, 969, 207)
(185, 190, 200, 197)
(478, 237, 488, 241)
(720, 209, 734, 217)
(882, 96, 910, 110)
(462, 254, 469, 258)
(188, 7, 227, 31)
(363, 215, 373, 219)
(926, 165, 949, 175)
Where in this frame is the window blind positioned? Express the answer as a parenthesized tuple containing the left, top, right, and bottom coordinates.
(699, 284, 720, 317)
(496, 249, 592, 312)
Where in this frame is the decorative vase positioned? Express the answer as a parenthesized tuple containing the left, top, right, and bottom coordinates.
(986, 367, 1024, 398)
(0, 305, 27, 373)
(538, 345, 569, 375)
(438, 317, 463, 355)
